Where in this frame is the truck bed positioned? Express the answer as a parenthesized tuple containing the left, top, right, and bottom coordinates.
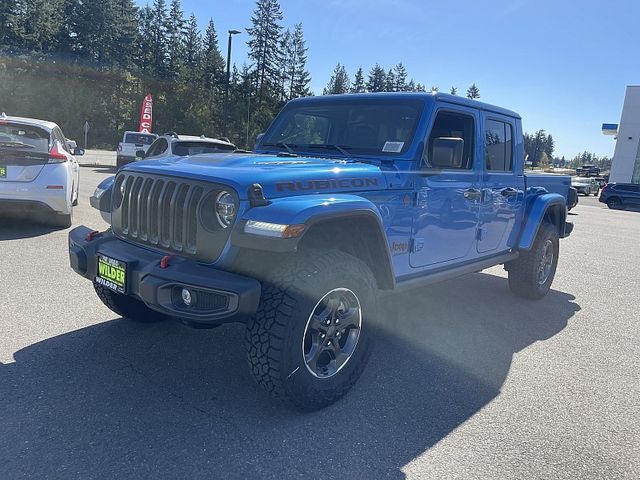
(524, 172, 572, 199)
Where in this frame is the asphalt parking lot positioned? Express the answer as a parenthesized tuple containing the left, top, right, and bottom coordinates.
(1, 166, 639, 479)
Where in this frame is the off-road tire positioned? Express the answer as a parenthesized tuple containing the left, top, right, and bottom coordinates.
(93, 281, 169, 323)
(507, 223, 559, 300)
(246, 248, 376, 410)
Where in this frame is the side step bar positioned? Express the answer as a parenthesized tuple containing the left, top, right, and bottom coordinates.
(392, 251, 519, 293)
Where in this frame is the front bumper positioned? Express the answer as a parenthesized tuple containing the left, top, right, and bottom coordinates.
(68, 226, 261, 325)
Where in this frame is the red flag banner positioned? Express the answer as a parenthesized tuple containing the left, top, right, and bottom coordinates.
(138, 93, 153, 133)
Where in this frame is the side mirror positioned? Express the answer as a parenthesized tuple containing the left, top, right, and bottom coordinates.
(135, 149, 145, 159)
(73, 148, 85, 156)
(428, 137, 464, 169)
(90, 176, 114, 224)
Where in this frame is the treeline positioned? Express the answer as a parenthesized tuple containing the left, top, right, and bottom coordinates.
(0, 0, 484, 149)
(322, 62, 482, 99)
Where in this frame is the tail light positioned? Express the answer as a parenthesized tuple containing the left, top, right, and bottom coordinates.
(48, 141, 68, 163)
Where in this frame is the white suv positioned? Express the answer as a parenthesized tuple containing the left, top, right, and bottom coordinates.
(0, 113, 81, 227)
(138, 133, 236, 162)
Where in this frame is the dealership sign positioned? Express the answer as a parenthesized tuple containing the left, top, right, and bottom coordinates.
(138, 93, 153, 133)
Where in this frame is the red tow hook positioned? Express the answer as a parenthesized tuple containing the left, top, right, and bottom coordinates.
(160, 255, 173, 269)
(85, 230, 100, 241)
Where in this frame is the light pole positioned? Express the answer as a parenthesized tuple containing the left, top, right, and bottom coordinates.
(224, 29, 241, 139)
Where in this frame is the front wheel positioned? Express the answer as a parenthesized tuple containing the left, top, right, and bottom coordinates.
(507, 223, 559, 300)
(93, 282, 169, 323)
(246, 249, 376, 410)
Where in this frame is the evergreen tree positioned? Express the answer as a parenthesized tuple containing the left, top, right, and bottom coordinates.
(137, 5, 155, 74)
(466, 83, 480, 99)
(202, 18, 225, 92)
(247, 0, 283, 106)
(366, 63, 386, 92)
(450, 86, 457, 95)
(545, 134, 555, 159)
(17, 0, 65, 52)
(0, 0, 20, 49)
(149, 0, 169, 77)
(385, 69, 396, 92)
(288, 23, 311, 99)
(166, 0, 186, 79)
(350, 67, 366, 93)
(323, 63, 349, 95)
(183, 14, 201, 73)
(430, 86, 439, 93)
(393, 62, 408, 92)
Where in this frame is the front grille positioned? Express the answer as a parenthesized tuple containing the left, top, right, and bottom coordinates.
(112, 172, 233, 262)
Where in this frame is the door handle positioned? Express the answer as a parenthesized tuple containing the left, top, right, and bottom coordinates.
(463, 188, 482, 200)
(501, 187, 518, 197)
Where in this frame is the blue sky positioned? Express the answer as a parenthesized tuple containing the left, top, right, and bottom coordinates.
(140, 0, 640, 159)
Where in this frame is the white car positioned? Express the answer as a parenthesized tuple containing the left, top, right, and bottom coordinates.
(0, 113, 81, 227)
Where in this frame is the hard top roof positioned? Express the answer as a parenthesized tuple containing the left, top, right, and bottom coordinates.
(287, 91, 521, 119)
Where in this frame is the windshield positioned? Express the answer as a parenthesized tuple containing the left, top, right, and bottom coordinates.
(261, 98, 425, 157)
(173, 141, 235, 156)
(0, 123, 50, 152)
(124, 133, 156, 145)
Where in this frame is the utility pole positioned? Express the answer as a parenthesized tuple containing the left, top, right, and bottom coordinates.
(224, 30, 241, 139)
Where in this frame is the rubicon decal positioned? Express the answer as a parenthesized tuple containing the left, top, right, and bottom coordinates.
(276, 178, 379, 192)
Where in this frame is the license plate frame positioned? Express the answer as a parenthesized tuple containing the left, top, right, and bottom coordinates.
(95, 253, 127, 294)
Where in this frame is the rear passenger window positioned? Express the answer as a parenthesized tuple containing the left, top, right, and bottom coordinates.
(485, 119, 513, 171)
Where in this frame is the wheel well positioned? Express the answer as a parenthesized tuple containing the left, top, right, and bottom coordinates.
(543, 204, 566, 236)
(297, 216, 394, 290)
(607, 195, 622, 203)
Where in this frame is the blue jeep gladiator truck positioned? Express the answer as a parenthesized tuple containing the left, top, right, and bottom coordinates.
(70, 93, 576, 410)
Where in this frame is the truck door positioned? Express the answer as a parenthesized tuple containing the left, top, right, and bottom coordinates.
(410, 107, 481, 268)
(477, 115, 524, 254)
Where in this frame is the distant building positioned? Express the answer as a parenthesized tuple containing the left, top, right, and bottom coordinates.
(609, 86, 640, 184)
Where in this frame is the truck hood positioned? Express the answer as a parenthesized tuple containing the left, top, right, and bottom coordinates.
(126, 153, 389, 199)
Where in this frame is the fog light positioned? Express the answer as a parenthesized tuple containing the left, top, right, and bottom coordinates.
(181, 288, 193, 307)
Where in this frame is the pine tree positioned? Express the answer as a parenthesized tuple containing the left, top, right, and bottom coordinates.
(166, 0, 186, 79)
(350, 67, 366, 93)
(137, 5, 155, 74)
(385, 69, 396, 92)
(366, 63, 386, 92)
(466, 83, 480, 99)
(150, 0, 169, 77)
(184, 14, 201, 72)
(450, 86, 457, 95)
(276, 28, 291, 102)
(323, 63, 349, 95)
(430, 86, 439, 93)
(393, 62, 408, 92)
(0, 0, 20, 48)
(247, 0, 283, 106)
(202, 18, 225, 92)
(288, 23, 311, 99)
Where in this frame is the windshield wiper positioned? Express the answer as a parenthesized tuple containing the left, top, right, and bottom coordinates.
(0, 141, 35, 149)
(305, 144, 352, 158)
(262, 142, 297, 155)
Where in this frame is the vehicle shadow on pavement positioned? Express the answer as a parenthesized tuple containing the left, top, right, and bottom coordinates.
(0, 273, 579, 479)
(0, 216, 64, 239)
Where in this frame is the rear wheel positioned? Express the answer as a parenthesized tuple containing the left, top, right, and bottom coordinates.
(93, 282, 169, 323)
(607, 197, 622, 209)
(246, 249, 375, 410)
(507, 223, 559, 300)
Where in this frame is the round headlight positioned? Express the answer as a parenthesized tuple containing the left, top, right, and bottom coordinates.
(215, 191, 236, 228)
